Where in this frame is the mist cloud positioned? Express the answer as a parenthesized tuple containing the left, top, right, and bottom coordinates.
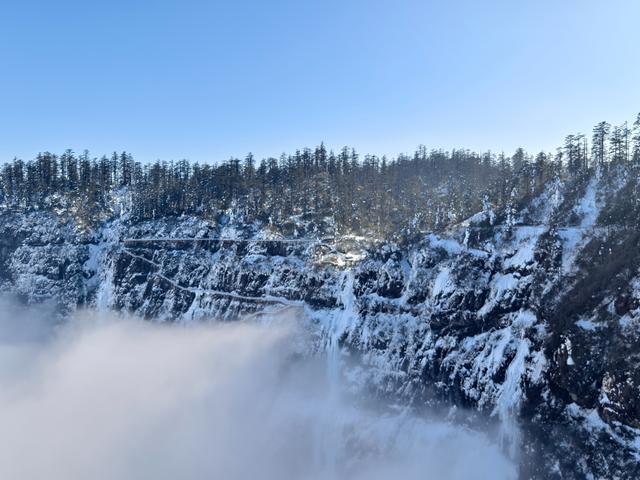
(0, 300, 516, 480)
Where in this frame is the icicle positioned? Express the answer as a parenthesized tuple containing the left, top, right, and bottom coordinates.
(313, 269, 357, 475)
(494, 337, 530, 460)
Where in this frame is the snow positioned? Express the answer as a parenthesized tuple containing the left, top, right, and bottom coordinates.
(121, 249, 303, 307)
(427, 234, 487, 258)
(495, 337, 530, 458)
(522, 180, 563, 225)
(567, 402, 640, 459)
(493, 273, 519, 295)
(575, 179, 599, 229)
(576, 319, 600, 331)
(503, 240, 536, 269)
(478, 273, 520, 316)
(503, 227, 544, 269)
(427, 234, 463, 255)
(432, 267, 454, 298)
(562, 337, 575, 366)
(619, 314, 640, 333)
(527, 349, 547, 385)
(558, 228, 584, 273)
(558, 178, 602, 273)
(123, 237, 313, 243)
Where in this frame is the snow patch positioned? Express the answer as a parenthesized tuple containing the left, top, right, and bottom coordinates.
(432, 267, 454, 298)
(575, 319, 600, 331)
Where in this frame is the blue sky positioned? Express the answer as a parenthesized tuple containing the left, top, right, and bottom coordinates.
(1, 0, 639, 163)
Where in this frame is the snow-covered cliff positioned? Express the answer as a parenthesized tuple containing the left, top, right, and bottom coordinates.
(2, 168, 640, 479)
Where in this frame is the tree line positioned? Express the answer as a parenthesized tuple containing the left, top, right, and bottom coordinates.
(1, 114, 639, 238)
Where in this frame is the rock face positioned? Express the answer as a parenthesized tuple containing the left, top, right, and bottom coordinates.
(1, 169, 640, 479)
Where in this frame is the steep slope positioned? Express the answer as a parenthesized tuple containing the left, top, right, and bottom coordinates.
(1, 168, 640, 478)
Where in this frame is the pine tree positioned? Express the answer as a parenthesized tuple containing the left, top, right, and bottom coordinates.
(592, 121, 610, 168)
(633, 113, 640, 165)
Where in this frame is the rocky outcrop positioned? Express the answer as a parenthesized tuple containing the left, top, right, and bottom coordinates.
(1, 170, 640, 479)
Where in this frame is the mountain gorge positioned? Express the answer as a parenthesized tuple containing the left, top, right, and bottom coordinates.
(2, 118, 640, 478)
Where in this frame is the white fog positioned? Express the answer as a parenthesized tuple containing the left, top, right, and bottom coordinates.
(0, 299, 515, 480)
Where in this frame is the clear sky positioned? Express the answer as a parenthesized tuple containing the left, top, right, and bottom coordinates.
(1, 0, 639, 163)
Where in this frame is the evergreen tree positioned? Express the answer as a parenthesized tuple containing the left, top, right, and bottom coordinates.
(592, 121, 610, 168)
